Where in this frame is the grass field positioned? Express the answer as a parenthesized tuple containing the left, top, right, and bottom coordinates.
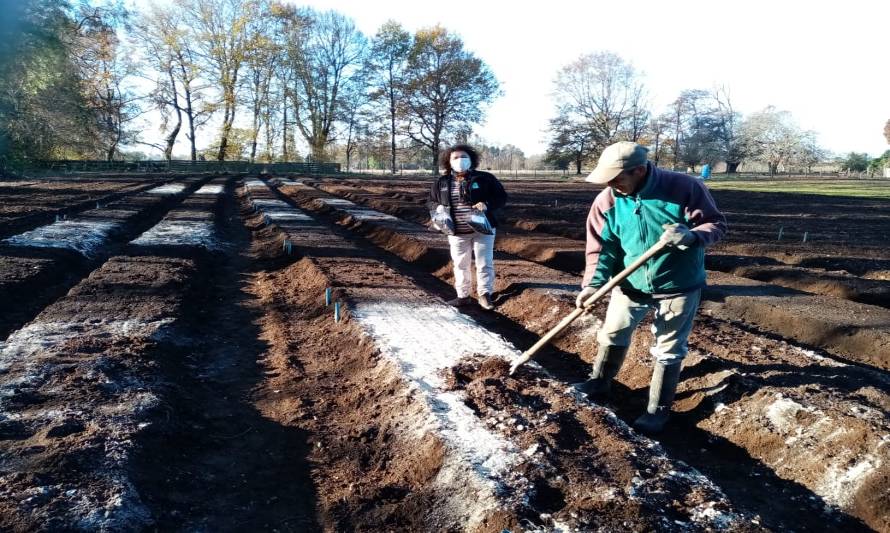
(706, 178, 890, 199)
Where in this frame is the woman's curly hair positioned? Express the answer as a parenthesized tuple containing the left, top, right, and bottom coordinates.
(438, 144, 480, 173)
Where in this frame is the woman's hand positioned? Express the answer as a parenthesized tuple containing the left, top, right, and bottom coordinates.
(473, 202, 487, 211)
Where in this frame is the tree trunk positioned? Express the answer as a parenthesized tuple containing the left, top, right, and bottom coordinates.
(575, 153, 582, 175)
(164, 70, 182, 162)
(263, 87, 274, 162)
(282, 101, 289, 161)
(249, 100, 260, 163)
(311, 137, 326, 162)
(217, 101, 232, 161)
(164, 119, 181, 162)
(106, 121, 120, 161)
(182, 85, 197, 161)
(390, 87, 397, 174)
(217, 79, 237, 161)
(430, 139, 439, 176)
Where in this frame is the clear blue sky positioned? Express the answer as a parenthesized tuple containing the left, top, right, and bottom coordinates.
(293, 0, 890, 158)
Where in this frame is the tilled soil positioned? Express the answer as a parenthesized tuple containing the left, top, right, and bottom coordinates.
(309, 176, 890, 307)
(2, 173, 888, 532)
(0, 177, 228, 530)
(0, 177, 209, 339)
(0, 177, 178, 239)
(125, 180, 320, 531)
(275, 176, 889, 532)
(242, 180, 757, 531)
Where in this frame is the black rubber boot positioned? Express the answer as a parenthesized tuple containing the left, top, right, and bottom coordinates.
(633, 362, 683, 435)
(575, 345, 628, 399)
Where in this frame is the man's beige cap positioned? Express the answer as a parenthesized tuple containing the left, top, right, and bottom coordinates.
(585, 142, 650, 184)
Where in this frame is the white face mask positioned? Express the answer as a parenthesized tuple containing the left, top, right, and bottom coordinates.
(450, 156, 471, 173)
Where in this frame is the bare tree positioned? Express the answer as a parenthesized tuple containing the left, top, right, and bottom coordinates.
(741, 106, 810, 176)
(665, 89, 709, 170)
(790, 131, 826, 174)
(133, 6, 182, 161)
(625, 84, 650, 142)
(711, 86, 745, 173)
(65, 3, 147, 161)
(545, 111, 593, 174)
(402, 25, 499, 174)
(78, 19, 143, 160)
(551, 52, 644, 154)
(279, 7, 366, 161)
(260, 71, 282, 161)
(274, 57, 296, 161)
(178, 0, 256, 160)
(337, 76, 372, 171)
(166, 26, 215, 162)
(884, 119, 890, 146)
(648, 114, 671, 167)
(243, 1, 278, 162)
(134, 3, 214, 161)
(475, 142, 525, 171)
(366, 20, 411, 174)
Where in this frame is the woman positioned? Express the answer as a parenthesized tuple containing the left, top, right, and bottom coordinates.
(428, 144, 507, 310)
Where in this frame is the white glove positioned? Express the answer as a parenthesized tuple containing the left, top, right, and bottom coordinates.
(660, 223, 696, 248)
(436, 204, 446, 213)
(473, 202, 487, 212)
(575, 286, 598, 308)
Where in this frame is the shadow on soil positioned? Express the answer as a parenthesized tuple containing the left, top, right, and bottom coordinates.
(591, 375, 872, 532)
(128, 189, 320, 530)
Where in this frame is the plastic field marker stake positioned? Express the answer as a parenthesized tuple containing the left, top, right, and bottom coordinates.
(334, 302, 340, 322)
(803, 231, 808, 243)
(777, 226, 784, 241)
(325, 287, 332, 305)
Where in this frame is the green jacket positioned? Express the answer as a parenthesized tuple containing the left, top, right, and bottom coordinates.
(583, 163, 727, 294)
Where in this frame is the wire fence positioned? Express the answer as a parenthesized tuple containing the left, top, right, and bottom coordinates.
(10, 159, 341, 177)
(341, 167, 886, 181)
(342, 168, 576, 179)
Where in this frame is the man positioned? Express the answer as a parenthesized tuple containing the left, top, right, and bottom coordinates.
(576, 141, 727, 434)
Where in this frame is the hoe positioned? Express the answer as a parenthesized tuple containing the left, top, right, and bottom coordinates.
(509, 239, 668, 374)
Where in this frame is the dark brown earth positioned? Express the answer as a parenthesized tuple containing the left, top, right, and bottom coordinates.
(1, 173, 888, 532)
(0, 176, 181, 239)
(240, 181, 759, 531)
(307, 176, 890, 307)
(0, 176, 208, 339)
(275, 175, 889, 532)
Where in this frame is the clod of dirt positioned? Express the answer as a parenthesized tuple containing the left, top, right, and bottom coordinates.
(45, 420, 86, 439)
(477, 356, 511, 379)
(440, 355, 509, 391)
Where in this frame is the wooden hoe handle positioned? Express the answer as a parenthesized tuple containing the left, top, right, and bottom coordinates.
(509, 240, 668, 375)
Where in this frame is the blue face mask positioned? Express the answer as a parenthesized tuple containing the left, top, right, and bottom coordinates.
(450, 156, 471, 173)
